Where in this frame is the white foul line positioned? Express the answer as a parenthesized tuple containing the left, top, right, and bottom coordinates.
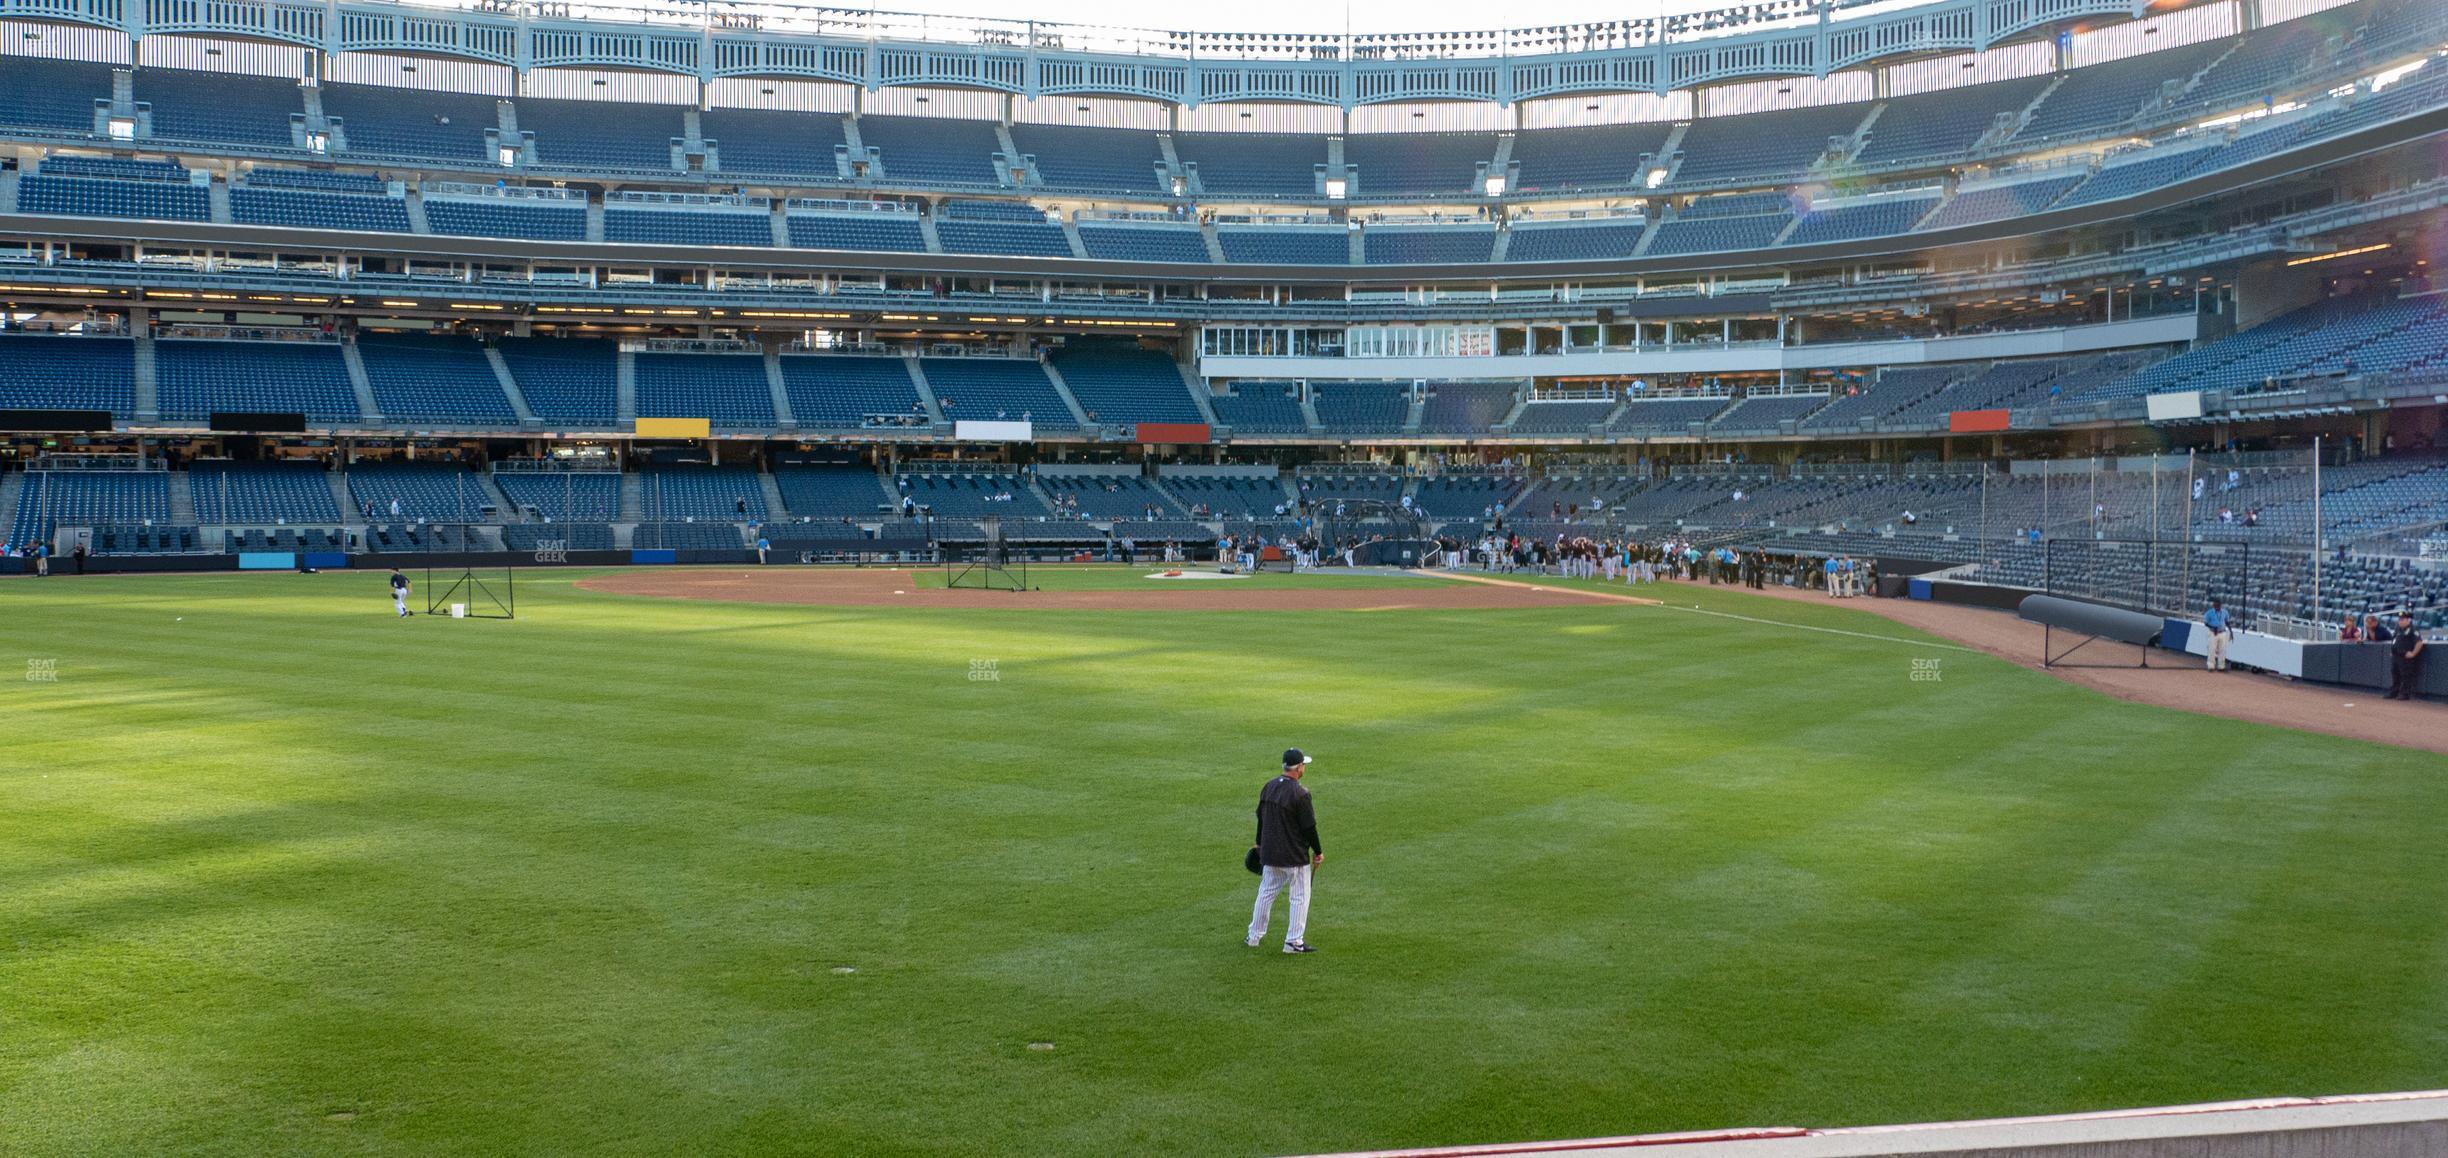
(1652, 602, 1979, 653)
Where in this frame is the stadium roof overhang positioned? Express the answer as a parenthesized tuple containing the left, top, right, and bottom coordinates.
(6, 0, 2232, 109)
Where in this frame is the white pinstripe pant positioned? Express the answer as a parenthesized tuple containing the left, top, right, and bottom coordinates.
(1247, 863, 1312, 948)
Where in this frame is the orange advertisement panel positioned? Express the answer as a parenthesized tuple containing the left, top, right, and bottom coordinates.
(635, 417, 712, 439)
(1948, 409, 2011, 434)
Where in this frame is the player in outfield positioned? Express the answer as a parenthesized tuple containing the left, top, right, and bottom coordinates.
(1248, 748, 1324, 954)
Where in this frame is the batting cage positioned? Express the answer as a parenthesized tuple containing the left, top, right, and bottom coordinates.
(943, 517, 1029, 592)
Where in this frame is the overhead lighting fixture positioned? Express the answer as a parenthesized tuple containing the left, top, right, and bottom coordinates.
(2286, 243, 2391, 267)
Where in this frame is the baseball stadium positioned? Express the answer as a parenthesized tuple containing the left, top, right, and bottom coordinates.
(3, 0, 2447, 1152)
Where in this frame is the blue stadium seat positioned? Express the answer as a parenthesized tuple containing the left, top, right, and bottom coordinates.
(9, 471, 172, 545)
(1077, 222, 1210, 262)
(1673, 104, 1867, 186)
(1854, 77, 2051, 168)
(785, 211, 928, 252)
(892, 470, 1051, 519)
(773, 466, 893, 520)
(494, 472, 620, 522)
(1175, 133, 1326, 197)
(245, 168, 389, 194)
(1417, 382, 1518, 436)
(1410, 473, 1527, 518)
(1507, 122, 1676, 194)
(424, 197, 588, 241)
(347, 462, 494, 523)
(858, 115, 1002, 185)
(322, 83, 498, 160)
(517, 97, 682, 172)
(636, 465, 765, 521)
(2056, 146, 2221, 209)
(356, 335, 518, 424)
(1917, 175, 2084, 231)
(1206, 384, 1309, 434)
(701, 108, 849, 179)
(137, 67, 299, 147)
(2014, 42, 2230, 144)
(935, 214, 1072, 257)
(919, 358, 1076, 429)
(191, 461, 343, 524)
(0, 334, 135, 418)
(1782, 194, 1939, 245)
(1217, 227, 1348, 264)
(1507, 401, 1617, 435)
(1505, 220, 1646, 262)
(1008, 123, 1166, 194)
(778, 356, 926, 429)
(0, 58, 113, 135)
(155, 340, 360, 423)
(1709, 393, 1831, 431)
(1035, 469, 1188, 520)
(1159, 470, 1290, 517)
(634, 354, 776, 428)
(1049, 345, 1203, 425)
(1341, 133, 1496, 198)
(1645, 207, 1790, 256)
(232, 187, 413, 232)
(497, 338, 618, 426)
(1363, 227, 1495, 264)
(604, 206, 774, 246)
(1609, 396, 1733, 433)
(18, 175, 209, 222)
(1309, 382, 1408, 435)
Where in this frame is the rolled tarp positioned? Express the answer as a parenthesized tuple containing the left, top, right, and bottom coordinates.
(2016, 593, 2166, 646)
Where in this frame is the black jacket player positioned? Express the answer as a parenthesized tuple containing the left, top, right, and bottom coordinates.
(1246, 748, 1323, 953)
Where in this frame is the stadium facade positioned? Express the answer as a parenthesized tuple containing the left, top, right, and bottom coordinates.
(0, 0, 2442, 633)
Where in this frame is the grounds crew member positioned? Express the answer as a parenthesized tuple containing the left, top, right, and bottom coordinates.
(1248, 748, 1324, 953)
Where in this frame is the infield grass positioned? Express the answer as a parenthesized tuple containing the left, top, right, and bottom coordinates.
(4, 567, 2444, 1156)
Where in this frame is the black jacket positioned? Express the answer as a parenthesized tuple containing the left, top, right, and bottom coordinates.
(1255, 774, 1322, 868)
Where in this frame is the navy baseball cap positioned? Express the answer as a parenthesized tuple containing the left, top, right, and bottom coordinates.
(1283, 748, 1311, 767)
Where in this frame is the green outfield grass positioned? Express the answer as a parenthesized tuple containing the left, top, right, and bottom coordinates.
(4, 568, 2445, 1156)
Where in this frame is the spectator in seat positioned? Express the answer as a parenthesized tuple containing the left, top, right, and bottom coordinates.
(2341, 617, 2363, 643)
(2365, 614, 2393, 644)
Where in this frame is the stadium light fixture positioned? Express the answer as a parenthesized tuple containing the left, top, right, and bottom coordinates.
(2286, 243, 2390, 267)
